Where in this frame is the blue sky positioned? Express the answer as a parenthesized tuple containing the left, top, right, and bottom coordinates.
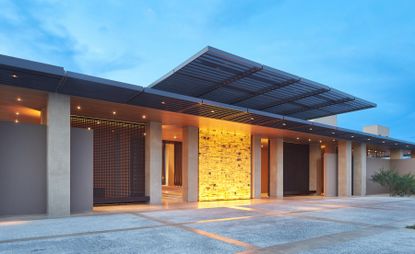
(1, 0, 414, 141)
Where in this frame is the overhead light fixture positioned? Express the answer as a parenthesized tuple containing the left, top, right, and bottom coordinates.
(87, 127, 91, 131)
(319, 140, 323, 143)
(282, 122, 287, 126)
(14, 119, 19, 123)
(308, 138, 312, 142)
(112, 111, 117, 115)
(296, 137, 300, 140)
(15, 112, 19, 116)
(250, 117, 254, 120)
(11, 74, 18, 79)
(351, 135, 355, 138)
(161, 101, 166, 105)
(142, 115, 147, 119)
(367, 138, 371, 141)
(210, 110, 215, 113)
(331, 131, 336, 135)
(143, 132, 147, 136)
(96, 121, 100, 124)
(76, 105, 81, 110)
(332, 139, 336, 142)
(309, 128, 313, 131)
(17, 97, 22, 102)
(382, 141, 386, 144)
(173, 135, 177, 139)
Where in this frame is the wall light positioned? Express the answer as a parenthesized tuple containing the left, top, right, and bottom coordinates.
(11, 74, 18, 79)
(173, 135, 177, 139)
(296, 137, 300, 140)
(112, 111, 117, 115)
(142, 115, 147, 119)
(282, 122, 287, 126)
(15, 112, 20, 116)
(17, 97, 22, 102)
(76, 105, 81, 110)
(14, 119, 19, 123)
(161, 101, 166, 105)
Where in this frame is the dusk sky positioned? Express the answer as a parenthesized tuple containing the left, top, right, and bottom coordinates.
(1, 0, 414, 141)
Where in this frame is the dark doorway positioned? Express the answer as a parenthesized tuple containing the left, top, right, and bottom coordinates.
(283, 143, 310, 195)
(260, 139, 270, 197)
(71, 116, 148, 204)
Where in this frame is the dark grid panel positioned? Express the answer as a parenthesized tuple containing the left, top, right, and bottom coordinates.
(71, 116, 146, 204)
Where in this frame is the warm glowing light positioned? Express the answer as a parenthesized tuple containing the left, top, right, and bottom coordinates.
(296, 137, 300, 140)
(321, 145, 326, 149)
(308, 138, 312, 142)
(87, 127, 91, 130)
(76, 105, 81, 110)
(332, 139, 336, 142)
(319, 140, 322, 143)
(97, 121, 100, 124)
(17, 97, 22, 102)
(173, 135, 177, 139)
(161, 101, 166, 105)
(15, 112, 20, 115)
(199, 128, 251, 201)
(210, 110, 215, 113)
(250, 117, 254, 120)
(309, 128, 313, 131)
(143, 132, 147, 136)
(14, 119, 19, 123)
(112, 111, 116, 115)
(142, 115, 147, 119)
(11, 74, 18, 79)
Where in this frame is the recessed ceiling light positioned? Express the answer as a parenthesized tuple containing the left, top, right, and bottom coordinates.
(382, 141, 386, 143)
(17, 97, 22, 102)
(143, 132, 147, 136)
(308, 138, 312, 142)
(76, 105, 81, 110)
(331, 131, 336, 135)
(161, 101, 166, 105)
(15, 112, 19, 116)
(96, 121, 100, 124)
(319, 140, 323, 143)
(351, 135, 355, 138)
(173, 135, 177, 139)
(11, 74, 18, 79)
(210, 110, 215, 113)
(142, 115, 147, 119)
(309, 128, 313, 131)
(14, 119, 19, 123)
(282, 123, 287, 126)
(332, 139, 336, 142)
(87, 127, 91, 131)
(250, 117, 254, 120)
(367, 138, 371, 141)
(112, 111, 117, 115)
(296, 137, 300, 140)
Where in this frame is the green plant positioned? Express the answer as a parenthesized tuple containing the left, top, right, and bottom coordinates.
(406, 224, 415, 230)
(371, 169, 415, 196)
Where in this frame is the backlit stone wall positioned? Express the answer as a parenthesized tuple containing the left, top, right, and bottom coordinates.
(198, 128, 251, 201)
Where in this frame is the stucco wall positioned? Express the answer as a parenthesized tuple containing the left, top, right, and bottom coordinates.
(0, 122, 93, 216)
(391, 158, 415, 175)
(0, 121, 47, 216)
(366, 158, 389, 195)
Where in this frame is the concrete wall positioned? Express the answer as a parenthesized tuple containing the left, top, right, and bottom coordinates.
(0, 122, 93, 216)
(366, 158, 389, 195)
(70, 128, 93, 213)
(0, 121, 47, 216)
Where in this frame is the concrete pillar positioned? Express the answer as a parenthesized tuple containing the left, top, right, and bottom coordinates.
(145, 121, 162, 204)
(353, 143, 367, 196)
(324, 144, 337, 197)
(182, 126, 199, 202)
(269, 138, 283, 198)
(309, 143, 321, 193)
(411, 151, 415, 159)
(338, 140, 352, 197)
(47, 93, 71, 217)
(390, 149, 404, 159)
(251, 135, 262, 199)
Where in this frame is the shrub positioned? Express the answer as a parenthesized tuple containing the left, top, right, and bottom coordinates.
(371, 169, 415, 196)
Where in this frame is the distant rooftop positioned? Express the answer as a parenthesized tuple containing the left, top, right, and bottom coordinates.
(150, 46, 376, 120)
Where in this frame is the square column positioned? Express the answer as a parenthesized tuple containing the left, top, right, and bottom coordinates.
(390, 149, 404, 159)
(338, 140, 352, 197)
(269, 138, 283, 198)
(353, 143, 367, 196)
(145, 121, 162, 204)
(309, 143, 321, 194)
(251, 135, 262, 199)
(182, 126, 199, 202)
(324, 144, 337, 197)
(47, 93, 71, 217)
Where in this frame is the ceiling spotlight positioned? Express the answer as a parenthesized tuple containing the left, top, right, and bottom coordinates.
(173, 135, 177, 139)
(331, 131, 336, 135)
(250, 117, 254, 120)
(112, 111, 117, 115)
(11, 74, 18, 79)
(308, 138, 312, 142)
(332, 139, 336, 142)
(15, 112, 20, 116)
(76, 105, 81, 110)
(309, 128, 313, 131)
(96, 121, 100, 124)
(351, 135, 355, 138)
(367, 138, 371, 141)
(17, 97, 22, 102)
(210, 110, 215, 113)
(382, 141, 386, 144)
(142, 115, 147, 119)
(143, 132, 147, 136)
(319, 140, 323, 143)
(296, 137, 300, 140)
(161, 101, 166, 105)
(282, 122, 287, 126)
(87, 127, 91, 131)
(14, 119, 19, 123)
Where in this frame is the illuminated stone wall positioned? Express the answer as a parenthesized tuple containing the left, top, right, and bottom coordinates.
(199, 128, 251, 201)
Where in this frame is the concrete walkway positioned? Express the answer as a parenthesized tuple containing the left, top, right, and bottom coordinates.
(1, 196, 415, 253)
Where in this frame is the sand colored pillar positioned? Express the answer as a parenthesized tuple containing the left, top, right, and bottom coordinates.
(46, 93, 71, 217)
(269, 138, 283, 198)
(390, 149, 404, 159)
(353, 143, 367, 196)
(309, 143, 321, 194)
(251, 135, 262, 199)
(182, 126, 199, 202)
(324, 144, 337, 197)
(145, 121, 162, 204)
(338, 140, 352, 197)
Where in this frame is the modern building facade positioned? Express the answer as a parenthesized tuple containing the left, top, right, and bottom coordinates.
(1, 46, 414, 217)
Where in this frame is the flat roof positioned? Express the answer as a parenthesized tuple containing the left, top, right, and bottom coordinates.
(150, 46, 376, 120)
(0, 52, 413, 150)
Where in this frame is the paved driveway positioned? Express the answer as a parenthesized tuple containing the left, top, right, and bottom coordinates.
(1, 196, 415, 253)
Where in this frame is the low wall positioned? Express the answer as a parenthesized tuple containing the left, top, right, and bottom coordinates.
(366, 158, 389, 195)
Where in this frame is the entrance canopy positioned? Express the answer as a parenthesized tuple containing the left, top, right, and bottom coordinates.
(150, 47, 376, 120)
(0, 52, 414, 150)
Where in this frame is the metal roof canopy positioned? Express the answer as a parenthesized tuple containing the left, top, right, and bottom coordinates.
(0, 53, 414, 150)
(150, 46, 376, 120)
